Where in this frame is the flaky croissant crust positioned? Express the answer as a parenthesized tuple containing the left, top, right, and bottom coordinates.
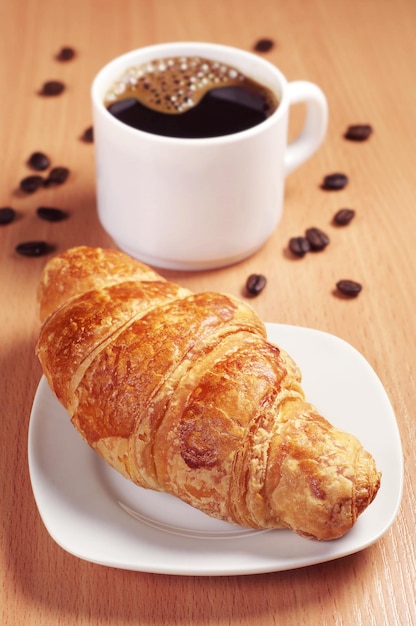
(36, 246, 380, 540)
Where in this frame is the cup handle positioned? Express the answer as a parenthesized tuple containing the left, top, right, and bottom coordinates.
(284, 81, 328, 176)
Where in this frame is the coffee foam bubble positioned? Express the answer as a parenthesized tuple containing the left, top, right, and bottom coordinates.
(104, 56, 276, 115)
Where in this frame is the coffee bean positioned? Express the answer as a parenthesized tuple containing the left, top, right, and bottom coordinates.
(253, 38, 275, 53)
(56, 46, 76, 61)
(344, 124, 373, 141)
(322, 173, 349, 191)
(15, 241, 53, 257)
(20, 175, 44, 193)
(39, 80, 65, 96)
(305, 227, 330, 251)
(37, 206, 68, 221)
(333, 208, 355, 226)
(44, 166, 70, 186)
(246, 273, 267, 296)
(0, 207, 16, 225)
(27, 151, 50, 171)
(336, 279, 362, 297)
(80, 126, 94, 142)
(289, 236, 311, 257)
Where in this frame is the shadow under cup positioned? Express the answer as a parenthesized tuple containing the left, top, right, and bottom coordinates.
(92, 42, 327, 271)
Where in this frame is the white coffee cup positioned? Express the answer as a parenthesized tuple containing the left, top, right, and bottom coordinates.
(92, 42, 328, 270)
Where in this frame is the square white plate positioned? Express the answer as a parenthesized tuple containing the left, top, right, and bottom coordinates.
(28, 323, 403, 576)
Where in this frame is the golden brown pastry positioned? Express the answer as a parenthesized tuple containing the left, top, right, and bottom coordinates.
(36, 246, 381, 540)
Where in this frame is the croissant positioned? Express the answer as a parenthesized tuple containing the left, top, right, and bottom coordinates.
(36, 246, 380, 540)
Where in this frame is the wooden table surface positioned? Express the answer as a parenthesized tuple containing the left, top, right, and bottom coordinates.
(1, 0, 415, 623)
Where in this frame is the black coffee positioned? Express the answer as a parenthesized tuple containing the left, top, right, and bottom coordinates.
(104, 56, 279, 139)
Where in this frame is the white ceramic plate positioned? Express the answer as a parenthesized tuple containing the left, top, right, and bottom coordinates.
(28, 323, 403, 576)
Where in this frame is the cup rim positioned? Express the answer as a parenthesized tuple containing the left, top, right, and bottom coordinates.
(91, 41, 289, 145)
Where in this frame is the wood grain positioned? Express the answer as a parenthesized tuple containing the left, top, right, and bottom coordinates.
(1, 0, 415, 624)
